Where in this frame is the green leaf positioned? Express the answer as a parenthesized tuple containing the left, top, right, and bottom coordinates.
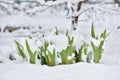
(55, 27, 59, 35)
(39, 47, 47, 65)
(77, 45, 83, 62)
(15, 41, 26, 59)
(47, 48, 56, 66)
(60, 50, 67, 64)
(44, 41, 49, 50)
(39, 41, 56, 66)
(91, 41, 95, 51)
(26, 40, 36, 64)
(99, 40, 104, 49)
(103, 29, 107, 39)
(91, 41, 102, 63)
(39, 41, 49, 65)
(68, 36, 74, 46)
(26, 40, 33, 56)
(40, 54, 47, 65)
(66, 30, 69, 37)
(28, 35, 32, 39)
(100, 33, 103, 38)
(100, 29, 107, 39)
(60, 37, 75, 64)
(91, 23, 96, 39)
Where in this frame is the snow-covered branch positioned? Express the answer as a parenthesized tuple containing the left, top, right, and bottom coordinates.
(26, 6, 50, 15)
(72, 8, 90, 17)
(0, 0, 13, 15)
(25, 0, 87, 15)
(0, 0, 14, 4)
(26, 0, 68, 15)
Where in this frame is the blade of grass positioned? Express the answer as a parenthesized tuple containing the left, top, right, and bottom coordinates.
(26, 40, 36, 64)
(15, 40, 26, 59)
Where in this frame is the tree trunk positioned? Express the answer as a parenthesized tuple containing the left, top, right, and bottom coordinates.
(72, 2, 82, 30)
(114, 0, 119, 3)
(0, 28, 1, 32)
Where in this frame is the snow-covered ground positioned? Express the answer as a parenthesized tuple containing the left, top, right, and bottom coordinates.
(0, 1, 120, 80)
(0, 62, 120, 80)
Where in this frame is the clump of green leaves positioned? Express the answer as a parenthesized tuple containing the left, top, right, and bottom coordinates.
(39, 41, 56, 66)
(75, 23, 107, 63)
(14, 23, 108, 66)
(75, 42, 92, 63)
(60, 36, 75, 64)
(47, 48, 56, 66)
(91, 23, 107, 63)
(15, 40, 36, 64)
(75, 45, 83, 62)
(39, 41, 49, 65)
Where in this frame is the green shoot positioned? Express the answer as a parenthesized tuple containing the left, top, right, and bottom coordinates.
(75, 45, 83, 62)
(91, 23, 107, 63)
(46, 48, 56, 66)
(60, 36, 75, 64)
(55, 27, 59, 35)
(26, 40, 36, 64)
(15, 40, 26, 59)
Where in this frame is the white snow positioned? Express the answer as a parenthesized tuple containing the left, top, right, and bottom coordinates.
(47, 44, 56, 54)
(0, 1, 120, 80)
(0, 62, 120, 80)
(46, 35, 68, 52)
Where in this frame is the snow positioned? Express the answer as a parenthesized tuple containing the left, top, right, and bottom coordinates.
(0, 62, 120, 80)
(67, 0, 85, 3)
(71, 30, 85, 50)
(46, 35, 68, 52)
(101, 28, 120, 65)
(91, 38, 103, 46)
(47, 44, 56, 54)
(0, 1, 120, 80)
(0, 0, 14, 4)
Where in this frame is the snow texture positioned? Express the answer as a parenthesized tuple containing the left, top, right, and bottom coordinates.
(0, 1, 120, 80)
